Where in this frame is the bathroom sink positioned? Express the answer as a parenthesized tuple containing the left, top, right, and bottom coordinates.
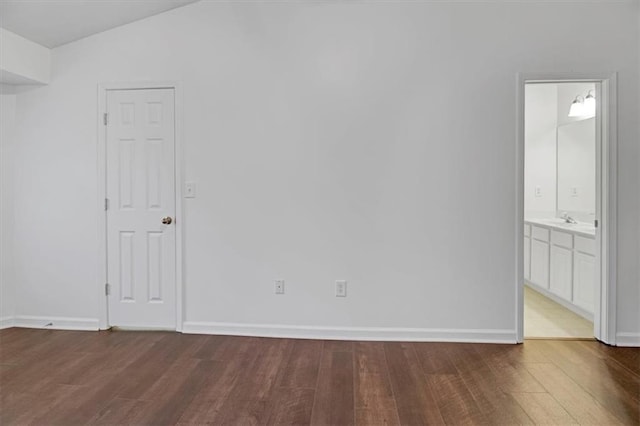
(536, 218, 575, 227)
(527, 218, 596, 235)
(540, 218, 570, 226)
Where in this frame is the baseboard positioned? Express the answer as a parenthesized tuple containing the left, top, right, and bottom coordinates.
(182, 321, 517, 343)
(13, 315, 100, 331)
(111, 325, 175, 332)
(2, 315, 633, 346)
(615, 332, 640, 347)
(0, 316, 15, 329)
(525, 282, 593, 322)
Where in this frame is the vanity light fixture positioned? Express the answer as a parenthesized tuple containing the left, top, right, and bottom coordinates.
(568, 95, 585, 117)
(583, 90, 596, 117)
(568, 90, 596, 118)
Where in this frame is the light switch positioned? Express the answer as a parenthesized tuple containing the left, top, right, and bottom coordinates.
(185, 182, 196, 198)
(571, 187, 578, 197)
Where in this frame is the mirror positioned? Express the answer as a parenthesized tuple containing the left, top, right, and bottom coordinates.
(556, 118, 596, 217)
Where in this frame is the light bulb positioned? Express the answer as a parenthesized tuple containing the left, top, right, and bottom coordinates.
(568, 97, 584, 117)
(583, 91, 596, 117)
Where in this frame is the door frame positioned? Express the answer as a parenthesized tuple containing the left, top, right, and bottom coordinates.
(96, 81, 184, 331)
(515, 72, 618, 344)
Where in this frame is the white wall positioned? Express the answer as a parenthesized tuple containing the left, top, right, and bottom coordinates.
(637, 1, 640, 347)
(5, 1, 640, 342)
(617, 0, 640, 345)
(0, 86, 16, 326)
(0, 28, 50, 85)
(524, 84, 557, 217)
(627, 0, 640, 347)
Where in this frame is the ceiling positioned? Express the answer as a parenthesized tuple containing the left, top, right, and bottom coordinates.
(0, 0, 200, 48)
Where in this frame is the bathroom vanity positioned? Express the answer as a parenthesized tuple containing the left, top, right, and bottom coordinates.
(524, 218, 596, 321)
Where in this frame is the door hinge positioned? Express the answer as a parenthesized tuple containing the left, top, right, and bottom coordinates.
(594, 219, 598, 228)
(105, 283, 111, 296)
(105, 198, 109, 211)
(103, 113, 108, 126)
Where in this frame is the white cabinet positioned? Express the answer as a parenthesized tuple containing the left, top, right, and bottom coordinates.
(524, 236, 531, 280)
(524, 221, 596, 320)
(530, 238, 549, 288)
(573, 252, 595, 312)
(550, 245, 572, 300)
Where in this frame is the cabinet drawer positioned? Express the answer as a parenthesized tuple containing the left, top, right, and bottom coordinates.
(531, 226, 549, 242)
(551, 230, 573, 249)
(524, 224, 531, 237)
(575, 235, 596, 256)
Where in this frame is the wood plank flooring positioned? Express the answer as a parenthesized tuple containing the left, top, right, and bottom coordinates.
(0, 328, 638, 425)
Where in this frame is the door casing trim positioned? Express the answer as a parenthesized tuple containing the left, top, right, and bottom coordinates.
(97, 81, 184, 331)
(515, 72, 618, 344)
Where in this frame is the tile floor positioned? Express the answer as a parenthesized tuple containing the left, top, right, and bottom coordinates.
(524, 285, 593, 339)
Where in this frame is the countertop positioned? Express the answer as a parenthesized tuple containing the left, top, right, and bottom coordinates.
(525, 218, 596, 238)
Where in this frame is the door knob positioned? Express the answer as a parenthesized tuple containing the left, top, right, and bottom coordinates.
(161, 216, 173, 225)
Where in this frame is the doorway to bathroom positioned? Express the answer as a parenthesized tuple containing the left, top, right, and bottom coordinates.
(516, 74, 617, 344)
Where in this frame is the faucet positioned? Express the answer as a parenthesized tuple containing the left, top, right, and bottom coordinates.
(561, 212, 578, 224)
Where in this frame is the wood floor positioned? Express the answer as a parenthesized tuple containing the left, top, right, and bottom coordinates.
(1, 328, 638, 425)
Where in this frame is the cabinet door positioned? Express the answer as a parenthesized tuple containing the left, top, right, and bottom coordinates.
(530, 239, 549, 288)
(550, 245, 573, 300)
(574, 252, 595, 313)
(524, 236, 531, 281)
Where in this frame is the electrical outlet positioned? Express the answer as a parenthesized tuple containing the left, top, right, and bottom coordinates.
(535, 186, 542, 197)
(185, 182, 196, 198)
(335, 280, 347, 297)
(571, 187, 578, 197)
(275, 280, 285, 294)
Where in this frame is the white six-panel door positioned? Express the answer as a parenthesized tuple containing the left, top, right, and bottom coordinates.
(106, 88, 176, 328)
